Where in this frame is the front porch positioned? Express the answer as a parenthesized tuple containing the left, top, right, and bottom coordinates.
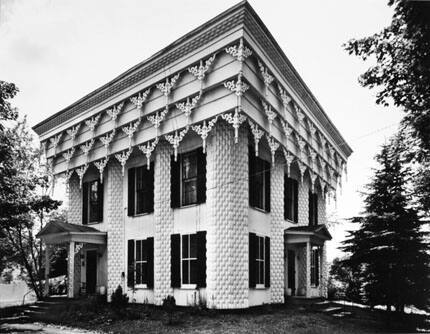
(37, 221, 107, 298)
(284, 225, 331, 298)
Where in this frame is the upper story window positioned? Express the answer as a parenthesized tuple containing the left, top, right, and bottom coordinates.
(249, 233, 270, 288)
(171, 148, 206, 208)
(82, 179, 103, 225)
(170, 232, 207, 288)
(284, 177, 298, 223)
(249, 150, 271, 212)
(128, 163, 154, 216)
(308, 191, 318, 226)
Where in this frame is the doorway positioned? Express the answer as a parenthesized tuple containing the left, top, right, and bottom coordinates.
(86, 250, 97, 294)
(287, 250, 296, 296)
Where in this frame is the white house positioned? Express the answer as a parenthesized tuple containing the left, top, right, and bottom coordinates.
(35, 1, 352, 309)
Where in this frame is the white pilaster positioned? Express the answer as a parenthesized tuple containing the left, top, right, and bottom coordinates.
(68, 241, 75, 298)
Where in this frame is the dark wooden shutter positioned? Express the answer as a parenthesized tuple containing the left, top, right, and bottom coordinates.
(196, 231, 207, 288)
(148, 162, 154, 213)
(314, 194, 318, 225)
(147, 237, 154, 288)
(171, 156, 180, 208)
(171, 234, 181, 287)
(308, 191, 313, 225)
(82, 182, 88, 225)
(249, 233, 257, 288)
(265, 236, 270, 288)
(249, 151, 255, 207)
(293, 180, 298, 223)
(128, 168, 135, 216)
(284, 176, 287, 220)
(127, 239, 135, 288)
(196, 148, 206, 204)
(315, 249, 320, 286)
(97, 180, 104, 222)
(264, 161, 271, 212)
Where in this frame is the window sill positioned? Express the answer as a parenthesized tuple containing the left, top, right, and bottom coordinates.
(175, 203, 202, 210)
(253, 284, 267, 290)
(133, 284, 149, 290)
(180, 284, 197, 290)
(250, 206, 269, 214)
(132, 212, 153, 218)
(86, 221, 103, 225)
(285, 218, 298, 224)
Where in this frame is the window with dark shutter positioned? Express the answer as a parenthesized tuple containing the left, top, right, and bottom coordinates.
(196, 231, 207, 288)
(128, 164, 154, 216)
(196, 148, 206, 204)
(308, 192, 318, 226)
(171, 157, 180, 208)
(135, 239, 148, 285)
(182, 234, 198, 285)
(127, 240, 135, 288)
(311, 247, 320, 286)
(284, 177, 298, 223)
(249, 150, 271, 212)
(171, 234, 181, 287)
(147, 237, 154, 288)
(249, 233, 257, 288)
(82, 179, 103, 224)
(265, 236, 270, 288)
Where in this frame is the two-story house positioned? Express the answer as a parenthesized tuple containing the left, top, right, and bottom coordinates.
(35, 1, 352, 309)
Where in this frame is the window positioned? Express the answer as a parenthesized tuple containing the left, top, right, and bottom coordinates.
(82, 179, 103, 224)
(308, 191, 318, 226)
(128, 164, 154, 216)
(127, 238, 154, 288)
(170, 232, 206, 288)
(249, 150, 270, 212)
(135, 240, 148, 285)
(284, 177, 298, 222)
(249, 233, 270, 288)
(181, 234, 198, 285)
(182, 153, 198, 206)
(310, 247, 320, 286)
(171, 148, 206, 208)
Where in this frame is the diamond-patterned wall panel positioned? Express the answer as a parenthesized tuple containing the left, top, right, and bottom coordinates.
(206, 122, 249, 309)
(296, 246, 307, 296)
(68, 174, 82, 225)
(270, 154, 284, 303)
(154, 141, 174, 305)
(107, 160, 125, 297)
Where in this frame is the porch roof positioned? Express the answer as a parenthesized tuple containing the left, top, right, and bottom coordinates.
(36, 221, 107, 245)
(284, 224, 332, 244)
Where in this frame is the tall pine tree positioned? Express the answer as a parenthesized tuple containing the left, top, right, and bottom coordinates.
(342, 138, 430, 312)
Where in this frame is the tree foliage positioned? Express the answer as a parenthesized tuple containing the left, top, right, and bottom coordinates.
(0, 80, 63, 299)
(329, 257, 362, 303)
(345, 1, 430, 212)
(341, 138, 430, 312)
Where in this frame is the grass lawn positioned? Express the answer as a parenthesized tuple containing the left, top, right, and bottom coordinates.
(2, 297, 428, 333)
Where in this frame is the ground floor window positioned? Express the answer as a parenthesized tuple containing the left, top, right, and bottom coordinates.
(249, 233, 270, 288)
(182, 234, 198, 285)
(127, 238, 154, 288)
(310, 246, 320, 286)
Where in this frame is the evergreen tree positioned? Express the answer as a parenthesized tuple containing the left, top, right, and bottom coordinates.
(342, 138, 430, 312)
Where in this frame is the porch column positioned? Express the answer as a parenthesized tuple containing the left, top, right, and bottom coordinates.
(305, 241, 311, 298)
(68, 241, 75, 298)
(321, 243, 328, 298)
(44, 244, 50, 297)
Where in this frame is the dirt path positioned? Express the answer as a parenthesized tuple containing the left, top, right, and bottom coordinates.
(0, 322, 102, 334)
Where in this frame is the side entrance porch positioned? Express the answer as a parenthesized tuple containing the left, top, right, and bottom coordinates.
(284, 225, 331, 299)
(37, 221, 107, 298)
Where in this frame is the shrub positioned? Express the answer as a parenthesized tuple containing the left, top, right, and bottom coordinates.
(162, 295, 178, 325)
(111, 285, 129, 309)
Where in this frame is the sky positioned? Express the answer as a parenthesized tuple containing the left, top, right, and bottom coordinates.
(0, 0, 404, 260)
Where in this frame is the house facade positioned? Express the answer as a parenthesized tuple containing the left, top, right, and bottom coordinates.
(35, 1, 352, 309)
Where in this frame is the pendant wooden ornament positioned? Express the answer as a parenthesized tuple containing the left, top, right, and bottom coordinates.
(294, 104, 305, 124)
(130, 89, 151, 110)
(188, 54, 217, 91)
(138, 137, 159, 169)
(261, 100, 277, 136)
(281, 120, 294, 143)
(225, 38, 252, 64)
(115, 148, 133, 177)
(191, 116, 218, 154)
(50, 133, 63, 157)
(165, 127, 189, 162)
(258, 60, 274, 96)
(147, 108, 169, 137)
(266, 134, 280, 165)
(248, 119, 264, 157)
(122, 119, 141, 148)
(107, 102, 124, 122)
(296, 134, 307, 160)
(66, 124, 81, 142)
(94, 157, 109, 183)
(221, 108, 246, 144)
(297, 160, 307, 183)
(85, 114, 101, 137)
(99, 130, 116, 158)
(76, 164, 89, 189)
(176, 92, 201, 125)
(310, 171, 318, 193)
(283, 149, 295, 176)
(80, 139, 95, 163)
(278, 84, 291, 119)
